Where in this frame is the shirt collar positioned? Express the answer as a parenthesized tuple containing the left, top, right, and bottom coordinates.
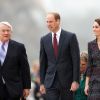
(0, 40, 9, 45)
(0, 40, 9, 51)
(52, 27, 61, 37)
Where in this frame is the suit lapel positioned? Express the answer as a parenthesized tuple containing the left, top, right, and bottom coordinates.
(48, 33, 56, 60)
(0, 60, 1, 67)
(2, 40, 12, 66)
(57, 30, 65, 60)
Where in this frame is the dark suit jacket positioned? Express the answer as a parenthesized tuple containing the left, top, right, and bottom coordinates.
(86, 39, 100, 82)
(40, 29, 80, 89)
(0, 39, 31, 98)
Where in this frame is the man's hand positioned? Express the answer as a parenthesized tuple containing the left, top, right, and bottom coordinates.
(23, 89, 30, 98)
(70, 81, 79, 92)
(40, 84, 46, 94)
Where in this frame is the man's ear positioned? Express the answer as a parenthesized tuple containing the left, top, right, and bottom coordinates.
(56, 19, 60, 24)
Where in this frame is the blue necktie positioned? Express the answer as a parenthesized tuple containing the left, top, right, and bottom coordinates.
(0, 43, 6, 65)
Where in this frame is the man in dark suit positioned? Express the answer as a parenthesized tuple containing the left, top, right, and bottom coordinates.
(0, 21, 31, 100)
(39, 12, 80, 100)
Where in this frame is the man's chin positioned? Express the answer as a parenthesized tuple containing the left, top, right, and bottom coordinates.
(2, 38, 9, 42)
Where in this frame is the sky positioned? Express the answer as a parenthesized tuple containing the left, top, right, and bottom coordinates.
(0, 0, 100, 66)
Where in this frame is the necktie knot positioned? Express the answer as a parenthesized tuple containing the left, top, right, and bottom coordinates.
(54, 33, 56, 37)
(1, 43, 5, 51)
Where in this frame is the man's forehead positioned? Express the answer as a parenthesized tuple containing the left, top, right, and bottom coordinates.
(46, 14, 54, 18)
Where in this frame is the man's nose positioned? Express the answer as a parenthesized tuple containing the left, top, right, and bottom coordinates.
(4, 30, 9, 34)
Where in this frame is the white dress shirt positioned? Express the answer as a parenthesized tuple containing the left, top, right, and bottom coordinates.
(52, 27, 61, 45)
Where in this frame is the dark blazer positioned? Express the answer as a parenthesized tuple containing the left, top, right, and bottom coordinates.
(40, 29, 80, 89)
(86, 39, 100, 78)
(0, 40, 31, 98)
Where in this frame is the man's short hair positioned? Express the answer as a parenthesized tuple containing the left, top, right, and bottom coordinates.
(48, 12, 60, 21)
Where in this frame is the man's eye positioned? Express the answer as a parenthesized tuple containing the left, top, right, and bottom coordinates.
(2, 30, 10, 32)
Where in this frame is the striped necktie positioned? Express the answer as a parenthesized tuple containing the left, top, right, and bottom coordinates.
(0, 43, 6, 65)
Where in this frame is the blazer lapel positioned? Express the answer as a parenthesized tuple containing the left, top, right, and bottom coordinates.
(48, 33, 56, 60)
(2, 40, 12, 66)
(0, 60, 1, 68)
(57, 30, 65, 60)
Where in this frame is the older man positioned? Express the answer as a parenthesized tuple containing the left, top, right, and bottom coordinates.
(0, 21, 31, 100)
